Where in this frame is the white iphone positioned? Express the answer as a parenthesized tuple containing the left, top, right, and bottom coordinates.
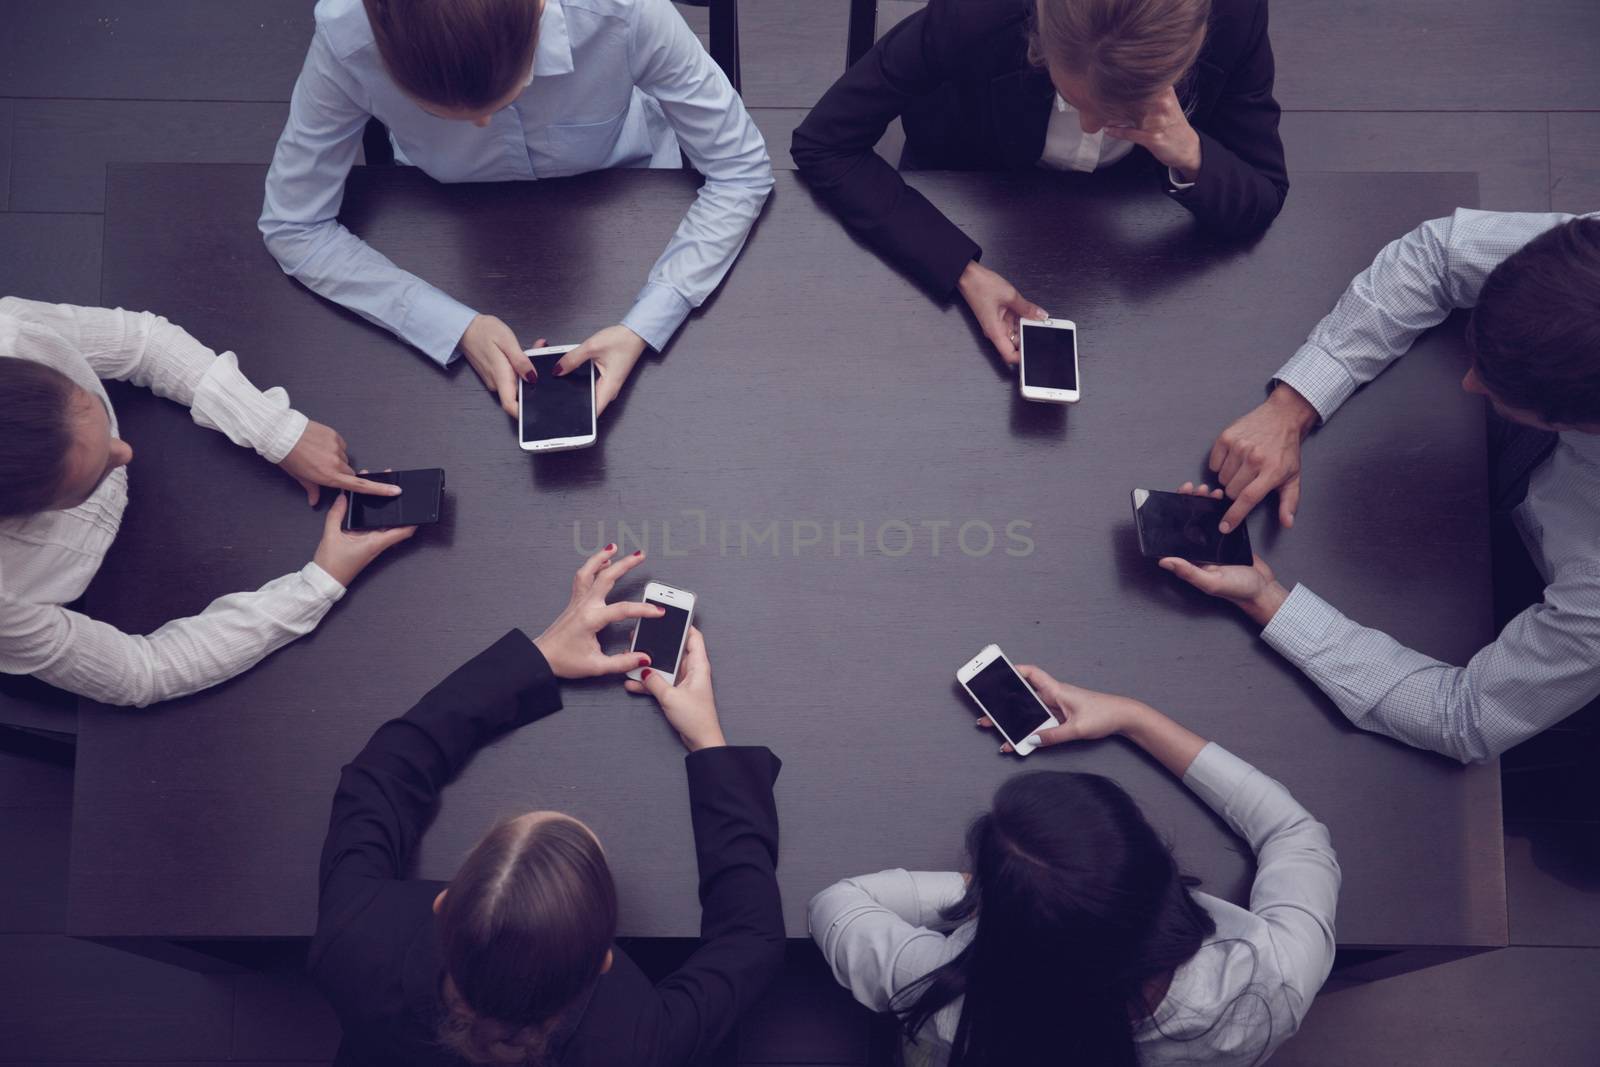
(627, 582, 696, 684)
(519, 345, 596, 452)
(956, 644, 1056, 757)
(1019, 317, 1080, 403)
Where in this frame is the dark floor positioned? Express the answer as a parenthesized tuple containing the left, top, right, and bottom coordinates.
(3, 1, 1600, 1063)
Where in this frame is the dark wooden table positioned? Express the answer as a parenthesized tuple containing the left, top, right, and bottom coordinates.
(71, 163, 1503, 973)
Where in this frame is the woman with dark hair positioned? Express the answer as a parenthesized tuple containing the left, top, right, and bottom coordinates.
(312, 544, 785, 1065)
(261, 0, 773, 423)
(810, 667, 1338, 1066)
(0, 297, 411, 707)
(792, 0, 1286, 368)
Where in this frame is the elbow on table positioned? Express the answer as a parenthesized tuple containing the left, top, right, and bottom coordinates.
(257, 211, 321, 279)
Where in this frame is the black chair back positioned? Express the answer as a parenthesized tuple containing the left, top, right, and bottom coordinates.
(846, 0, 877, 70)
(677, 0, 742, 94)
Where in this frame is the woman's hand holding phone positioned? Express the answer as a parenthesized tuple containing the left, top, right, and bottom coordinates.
(533, 545, 662, 679)
(985, 666, 1208, 778)
(1157, 483, 1289, 627)
(978, 665, 1143, 752)
(956, 259, 1047, 367)
(312, 492, 416, 588)
(460, 314, 539, 418)
(626, 627, 726, 752)
(554, 324, 648, 417)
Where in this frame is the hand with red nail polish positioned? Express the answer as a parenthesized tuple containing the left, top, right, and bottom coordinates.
(625, 626, 724, 751)
(531, 543, 657, 679)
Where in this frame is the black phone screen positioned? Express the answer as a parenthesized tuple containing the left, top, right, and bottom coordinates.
(1020, 323, 1077, 390)
(345, 469, 444, 530)
(633, 601, 691, 674)
(521, 353, 594, 443)
(1132, 489, 1252, 565)
(966, 657, 1049, 743)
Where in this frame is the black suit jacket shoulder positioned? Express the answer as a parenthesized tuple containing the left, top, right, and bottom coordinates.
(792, 0, 1287, 298)
(309, 631, 786, 1067)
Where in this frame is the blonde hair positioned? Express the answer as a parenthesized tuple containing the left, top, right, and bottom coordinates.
(1029, 0, 1211, 117)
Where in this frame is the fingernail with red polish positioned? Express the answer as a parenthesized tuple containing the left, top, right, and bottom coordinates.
(605, 543, 616, 552)
(640, 668, 652, 680)
(638, 654, 651, 666)
(632, 550, 642, 557)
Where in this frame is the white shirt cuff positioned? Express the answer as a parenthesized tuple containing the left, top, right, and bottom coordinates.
(1167, 165, 1197, 190)
(1261, 584, 1343, 666)
(401, 286, 480, 367)
(1180, 741, 1254, 811)
(1272, 344, 1359, 423)
(302, 560, 350, 599)
(621, 282, 692, 353)
(190, 351, 310, 464)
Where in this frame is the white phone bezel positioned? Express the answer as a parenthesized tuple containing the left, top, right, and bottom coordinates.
(955, 643, 1056, 757)
(1018, 317, 1080, 404)
(518, 344, 596, 452)
(627, 581, 696, 684)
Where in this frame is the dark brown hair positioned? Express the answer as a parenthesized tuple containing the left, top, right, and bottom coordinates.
(0, 358, 77, 518)
(1468, 217, 1600, 428)
(363, 0, 541, 112)
(1028, 0, 1211, 118)
(436, 814, 618, 1066)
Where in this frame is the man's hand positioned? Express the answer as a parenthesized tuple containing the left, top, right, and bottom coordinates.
(956, 260, 1047, 366)
(1158, 483, 1290, 627)
(1209, 383, 1320, 533)
(279, 420, 403, 506)
(1102, 86, 1203, 179)
(554, 325, 648, 417)
(460, 314, 537, 417)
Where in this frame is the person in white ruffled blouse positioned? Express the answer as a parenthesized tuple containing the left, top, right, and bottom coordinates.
(0, 297, 415, 708)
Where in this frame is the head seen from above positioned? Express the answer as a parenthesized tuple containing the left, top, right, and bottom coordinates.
(0, 359, 134, 519)
(1464, 216, 1600, 434)
(364, 0, 542, 126)
(898, 771, 1215, 1067)
(1031, 0, 1210, 133)
(434, 811, 617, 1065)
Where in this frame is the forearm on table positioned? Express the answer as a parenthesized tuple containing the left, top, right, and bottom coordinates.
(29, 563, 343, 708)
(1119, 703, 1209, 778)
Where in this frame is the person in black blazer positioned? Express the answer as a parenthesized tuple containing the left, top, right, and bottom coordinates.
(309, 544, 784, 1066)
(793, 0, 1287, 366)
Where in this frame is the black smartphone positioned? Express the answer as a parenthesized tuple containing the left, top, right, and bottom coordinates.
(1131, 488, 1252, 565)
(344, 469, 445, 531)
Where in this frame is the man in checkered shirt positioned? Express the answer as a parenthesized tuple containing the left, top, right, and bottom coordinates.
(1158, 209, 1600, 764)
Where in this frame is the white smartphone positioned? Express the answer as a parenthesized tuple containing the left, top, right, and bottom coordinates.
(1019, 318, 1080, 403)
(956, 644, 1056, 757)
(519, 345, 596, 452)
(627, 582, 696, 684)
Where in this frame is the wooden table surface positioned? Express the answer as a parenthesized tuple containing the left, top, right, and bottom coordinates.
(70, 162, 1503, 953)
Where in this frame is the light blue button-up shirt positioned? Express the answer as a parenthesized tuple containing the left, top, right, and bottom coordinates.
(260, 0, 773, 364)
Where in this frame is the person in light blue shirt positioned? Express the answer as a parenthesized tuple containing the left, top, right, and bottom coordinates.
(261, 0, 774, 420)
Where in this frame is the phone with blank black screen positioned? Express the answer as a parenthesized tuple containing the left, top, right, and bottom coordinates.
(1131, 488, 1252, 565)
(627, 582, 696, 685)
(519, 346, 596, 452)
(1019, 318, 1080, 403)
(957, 644, 1055, 757)
(343, 469, 445, 531)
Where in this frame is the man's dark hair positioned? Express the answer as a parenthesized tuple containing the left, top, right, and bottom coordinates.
(363, 0, 541, 113)
(1468, 216, 1600, 427)
(0, 358, 77, 518)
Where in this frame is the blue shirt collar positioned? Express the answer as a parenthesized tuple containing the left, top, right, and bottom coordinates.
(532, 0, 574, 78)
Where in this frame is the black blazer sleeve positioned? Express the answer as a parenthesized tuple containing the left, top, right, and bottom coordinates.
(791, 3, 986, 300)
(1170, 0, 1288, 234)
(633, 746, 785, 1067)
(316, 630, 563, 917)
